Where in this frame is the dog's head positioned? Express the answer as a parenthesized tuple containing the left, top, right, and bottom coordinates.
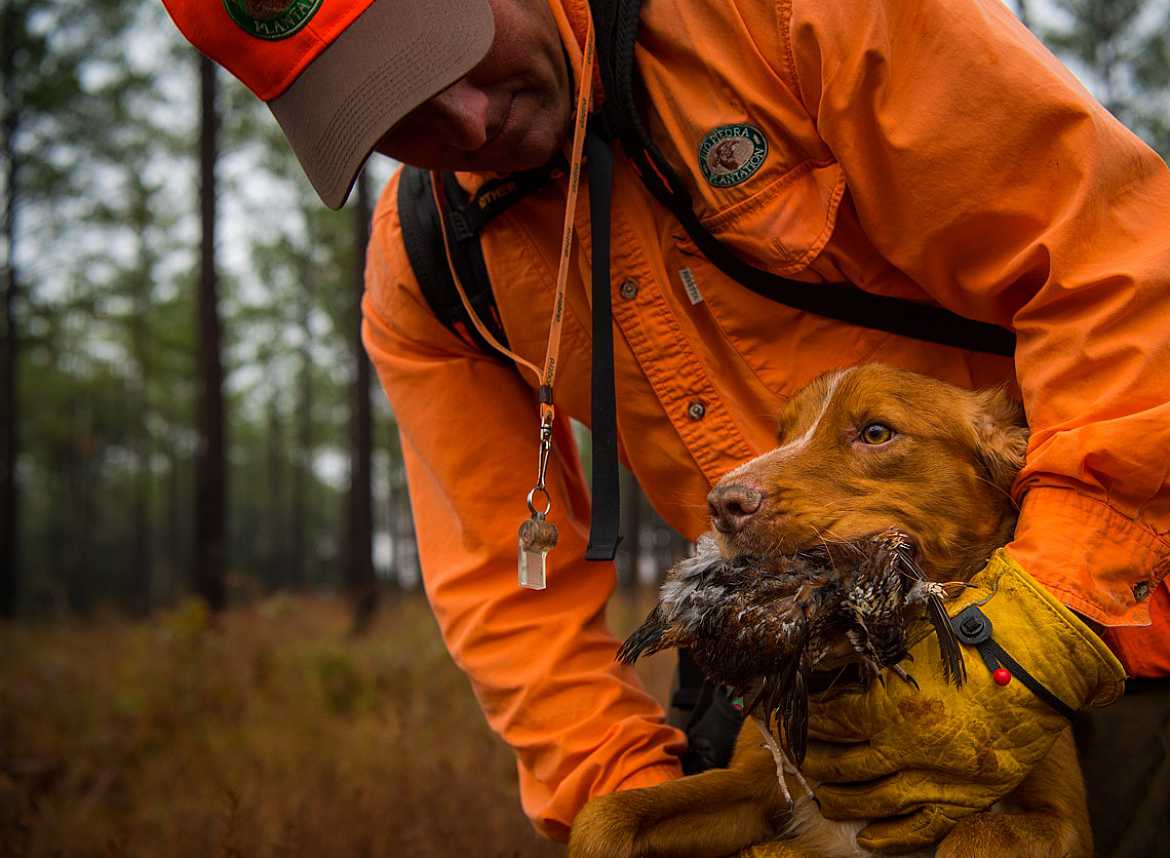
(708, 364, 1028, 583)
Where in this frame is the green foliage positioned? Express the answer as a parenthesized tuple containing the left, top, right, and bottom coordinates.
(6, 0, 409, 615)
(2, 1, 155, 226)
(1041, 0, 1170, 158)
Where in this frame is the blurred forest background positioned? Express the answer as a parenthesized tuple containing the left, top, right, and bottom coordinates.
(1, 1, 1168, 856)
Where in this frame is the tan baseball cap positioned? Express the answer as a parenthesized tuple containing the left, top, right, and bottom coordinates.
(162, 0, 495, 208)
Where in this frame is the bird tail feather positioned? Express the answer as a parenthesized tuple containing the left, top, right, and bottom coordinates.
(616, 608, 667, 665)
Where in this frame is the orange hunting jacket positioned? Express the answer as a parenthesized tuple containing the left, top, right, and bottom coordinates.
(362, 0, 1170, 840)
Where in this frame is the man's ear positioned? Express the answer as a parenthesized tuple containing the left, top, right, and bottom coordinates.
(972, 387, 1030, 493)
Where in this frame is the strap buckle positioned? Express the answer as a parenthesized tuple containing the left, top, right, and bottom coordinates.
(949, 605, 1078, 721)
(952, 605, 993, 645)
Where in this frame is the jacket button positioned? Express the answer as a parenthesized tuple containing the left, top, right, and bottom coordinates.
(619, 279, 638, 300)
(687, 401, 706, 421)
(1133, 580, 1151, 602)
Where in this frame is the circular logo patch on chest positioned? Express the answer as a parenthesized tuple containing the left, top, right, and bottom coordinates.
(223, 0, 323, 40)
(698, 124, 769, 188)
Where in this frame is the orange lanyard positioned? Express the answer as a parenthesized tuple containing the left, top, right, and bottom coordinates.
(431, 20, 594, 409)
(430, 16, 597, 587)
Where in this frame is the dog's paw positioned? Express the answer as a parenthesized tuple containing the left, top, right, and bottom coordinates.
(568, 791, 640, 858)
(935, 811, 1085, 858)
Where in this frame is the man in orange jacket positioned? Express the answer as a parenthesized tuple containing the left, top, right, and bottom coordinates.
(164, 0, 1170, 852)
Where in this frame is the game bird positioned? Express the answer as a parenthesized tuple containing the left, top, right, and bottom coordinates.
(618, 529, 965, 767)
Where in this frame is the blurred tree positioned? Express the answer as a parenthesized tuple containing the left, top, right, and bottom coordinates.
(1130, 6, 1170, 155)
(387, 433, 418, 588)
(347, 168, 378, 634)
(1, 2, 21, 617)
(292, 235, 316, 590)
(1, 0, 138, 615)
(83, 75, 181, 612)
(194, 54, 227, 611)
(126, 177, 158, 614)
(3, 0, 415, 615)
(147, 290, 199, 606)
(243, 217, 330, 592)
(74, 173, 168, 615)
(244, 117, 353, 594)
(263, 343, 289, 590)
(1043, 0, 1170, 158)
(1013, 0, 1034, 30)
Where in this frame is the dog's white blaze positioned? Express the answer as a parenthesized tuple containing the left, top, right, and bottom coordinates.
(777, 367, 853, 458)
(723, 368, 854, 482)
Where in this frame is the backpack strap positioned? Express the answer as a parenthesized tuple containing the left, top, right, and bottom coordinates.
(396, 163, 563, 357)
(590, 0, 1016, 358)
(584, 124, 621, 562)
(397, 166, 505, 355)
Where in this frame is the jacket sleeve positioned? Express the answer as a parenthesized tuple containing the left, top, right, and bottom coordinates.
(361, 174, 685, 840)
(782, 0, 1170, 634)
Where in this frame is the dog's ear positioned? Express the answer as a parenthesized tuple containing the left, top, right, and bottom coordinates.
(972, 387, 1030, 493)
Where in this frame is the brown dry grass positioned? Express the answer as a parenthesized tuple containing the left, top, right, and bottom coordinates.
(0, 590, 675, 858)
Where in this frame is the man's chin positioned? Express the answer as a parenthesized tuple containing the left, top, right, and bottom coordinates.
(395, 113, 565, 175)
(396, 145, 557, 176)
(464, 127, 565, 174)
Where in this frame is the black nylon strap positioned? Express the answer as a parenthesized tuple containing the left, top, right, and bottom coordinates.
(449, 159, 566, 239)
(983, 637, 1078, 722)
(589, 0, 1016, 357)
(950, 605, 1078, 721)
(653, 189, 1016, 356)
(438, 173, 514, 350)
(584, 124, 621, 561)
(396, 167, 511, 357)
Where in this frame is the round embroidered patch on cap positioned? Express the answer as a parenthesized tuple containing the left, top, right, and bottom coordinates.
(223, 0, 323, 40)
(698, 124, 769, 188)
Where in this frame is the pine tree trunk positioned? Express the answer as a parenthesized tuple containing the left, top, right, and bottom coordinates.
(266, 393, 286, 590)
(347, 168, 377, 633)
(194, 55, 226, 612)
(291, 232, 314, 590)
(389, 458, 402, 585)
(131, 182, 154, 616)
(64, 399, 97, 613)
(78, 404, 97, 613)
(131, 399, 154, 615)
(166, 447, 183, 605)
(1, 4, 21, 618)
(390, 459, 416, 587)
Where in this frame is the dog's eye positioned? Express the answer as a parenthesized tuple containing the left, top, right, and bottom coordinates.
(860, 423, 895, 445)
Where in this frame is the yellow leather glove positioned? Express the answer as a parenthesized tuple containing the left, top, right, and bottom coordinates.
(802, 550, 1125, 854)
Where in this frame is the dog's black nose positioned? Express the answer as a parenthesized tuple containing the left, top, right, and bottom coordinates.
(707, 484, 763, 534)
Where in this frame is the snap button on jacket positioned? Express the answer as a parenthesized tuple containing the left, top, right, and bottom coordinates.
(362, 0, 1170, 839)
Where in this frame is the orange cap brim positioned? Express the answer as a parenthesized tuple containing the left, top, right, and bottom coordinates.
(270, 0, 494, 209)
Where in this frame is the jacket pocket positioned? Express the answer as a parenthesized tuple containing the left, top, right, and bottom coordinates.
(685, 158, 847, 275)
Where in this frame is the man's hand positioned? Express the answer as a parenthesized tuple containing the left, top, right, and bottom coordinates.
(802, 550, 1125, 854)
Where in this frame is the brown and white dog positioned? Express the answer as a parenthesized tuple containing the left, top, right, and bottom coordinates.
(570, 364, 1091, 858)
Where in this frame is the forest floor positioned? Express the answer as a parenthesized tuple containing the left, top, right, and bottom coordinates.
(0, 589, 677, 858)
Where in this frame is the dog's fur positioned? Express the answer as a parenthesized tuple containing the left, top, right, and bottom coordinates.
(570, 364, 1091, 858)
